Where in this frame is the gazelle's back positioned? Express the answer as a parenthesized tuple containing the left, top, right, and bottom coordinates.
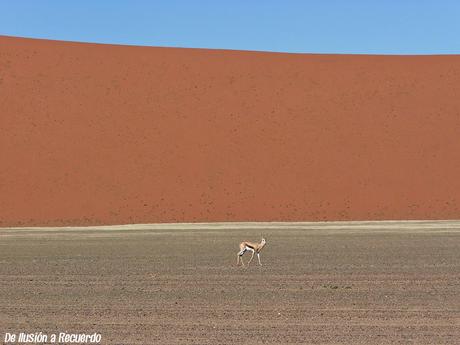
(240, 241, 256, 250)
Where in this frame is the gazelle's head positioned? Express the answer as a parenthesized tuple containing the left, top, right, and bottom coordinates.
(261, 238, 266, 245)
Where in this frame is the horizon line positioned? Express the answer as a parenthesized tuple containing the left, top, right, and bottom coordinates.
(3, 34, 460, 57)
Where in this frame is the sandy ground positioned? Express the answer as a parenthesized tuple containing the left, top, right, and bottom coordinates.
(1, 221, 459, 344)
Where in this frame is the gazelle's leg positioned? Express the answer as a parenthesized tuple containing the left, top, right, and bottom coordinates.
(247, 251, 255, 266)
(257, 253, 262, 266)
(237, 251, 243, 266)
(237, 249, 245, 266)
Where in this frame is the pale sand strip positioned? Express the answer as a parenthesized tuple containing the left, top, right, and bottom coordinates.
(2, 219, 460, 233)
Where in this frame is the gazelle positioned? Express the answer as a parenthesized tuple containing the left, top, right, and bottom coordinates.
(236, 238, 266, 267)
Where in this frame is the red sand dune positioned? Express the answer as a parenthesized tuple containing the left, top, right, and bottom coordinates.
(1, 36, 460, 226)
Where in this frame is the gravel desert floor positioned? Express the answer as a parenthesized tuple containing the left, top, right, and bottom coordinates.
(1, 221, 460, 344)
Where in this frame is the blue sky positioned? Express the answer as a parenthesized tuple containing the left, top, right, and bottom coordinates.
(1, 1, 460, 54)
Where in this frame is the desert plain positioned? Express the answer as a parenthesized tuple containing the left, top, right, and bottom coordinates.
(1, 221, 459, 344)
